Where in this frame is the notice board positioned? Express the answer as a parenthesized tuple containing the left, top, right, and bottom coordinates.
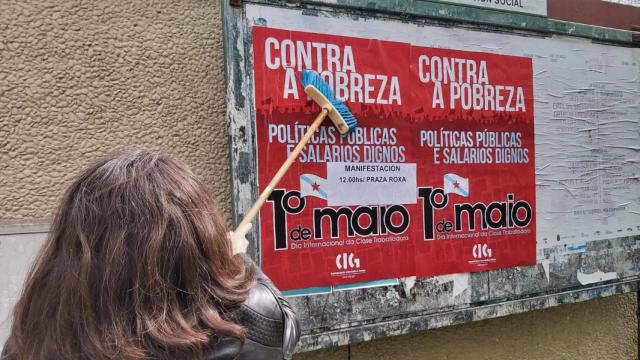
(223, 0, 640, 352)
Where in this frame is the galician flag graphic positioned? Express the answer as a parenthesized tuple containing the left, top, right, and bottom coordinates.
(300, 174, 327, 200)
(444, 173, 469, 197)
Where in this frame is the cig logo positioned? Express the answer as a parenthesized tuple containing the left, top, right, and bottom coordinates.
(336, 253, 360, 270)
(472, 243, 492, 259)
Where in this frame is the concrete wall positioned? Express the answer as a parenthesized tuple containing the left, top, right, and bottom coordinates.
(0, 0, 233, 219)
(0, 1, 637, 358)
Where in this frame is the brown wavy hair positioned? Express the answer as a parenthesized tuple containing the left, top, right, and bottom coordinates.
(4, 150, 255, 359)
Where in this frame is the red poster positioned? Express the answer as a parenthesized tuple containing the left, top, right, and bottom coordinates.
(252, 26, 535, 291)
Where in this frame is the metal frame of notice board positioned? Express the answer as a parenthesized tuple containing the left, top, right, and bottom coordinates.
(222, 0, 640, 353)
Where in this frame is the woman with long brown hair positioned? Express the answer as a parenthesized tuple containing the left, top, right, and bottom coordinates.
(1, 150, 299, 359)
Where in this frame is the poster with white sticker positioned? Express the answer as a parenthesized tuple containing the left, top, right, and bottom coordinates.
(248, 4, 640, 292)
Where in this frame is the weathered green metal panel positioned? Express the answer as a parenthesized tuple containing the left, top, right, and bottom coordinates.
(245, 0, 637, 45)
(223, 0, 640, 353)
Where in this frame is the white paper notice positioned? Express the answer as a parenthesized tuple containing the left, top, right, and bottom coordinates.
(326, 162, 417, 206)
(430, 0, 547, 16)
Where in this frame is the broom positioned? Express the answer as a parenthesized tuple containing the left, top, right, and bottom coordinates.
(234, 70, 358, 235)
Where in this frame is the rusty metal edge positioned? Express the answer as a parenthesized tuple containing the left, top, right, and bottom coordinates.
(244, 0, 638, 46)
(296, 279, 639, 352)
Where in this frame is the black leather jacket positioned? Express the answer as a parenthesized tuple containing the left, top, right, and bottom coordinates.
(209, 254, 300, 359)
(1, 255, 300, 360)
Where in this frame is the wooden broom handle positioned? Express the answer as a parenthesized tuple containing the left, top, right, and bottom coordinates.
(235, 107, 330, 232)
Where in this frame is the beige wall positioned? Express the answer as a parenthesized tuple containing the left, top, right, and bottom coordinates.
(0, 0, 232, 219)
(0, 1, 637, 359)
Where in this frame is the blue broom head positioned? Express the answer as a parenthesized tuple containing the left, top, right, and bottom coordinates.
(301, 70, 358, 134)
(301, 70, 336, 101)
(331, 100, 357, 131)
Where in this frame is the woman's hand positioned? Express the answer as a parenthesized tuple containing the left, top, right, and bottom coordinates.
(229, 223, 252, 255)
